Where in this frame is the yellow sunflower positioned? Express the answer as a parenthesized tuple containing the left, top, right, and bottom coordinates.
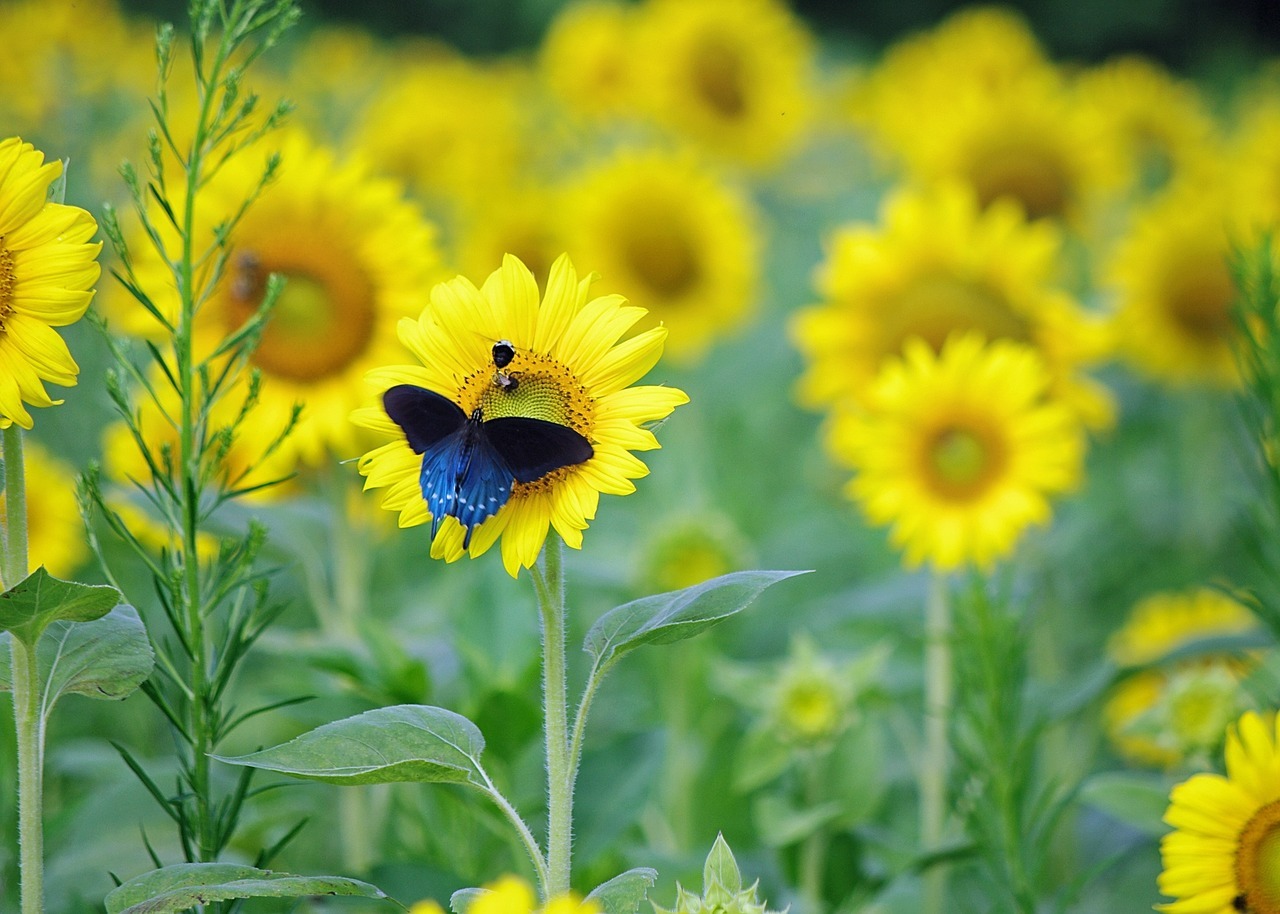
(1232, 89, 1280, 227)
(832, 332, 1085, 571)
(538, 0, 636, 120)
(1, 439, 87, 581)
(0, 137, 102, 430)
(1105, 588, 1259, 768)
(630, 0, 815, 168)
(1106, 176, 1256, 387)
(351, 253, 688, 577)
(1159, 710, 1280, 914)
(792, 181, 1113, 428)
(453, 180, 572, 294)
(1073, 55, 1220, 199)
(563, 146, 760, 363)
(106, 129, 443, 469)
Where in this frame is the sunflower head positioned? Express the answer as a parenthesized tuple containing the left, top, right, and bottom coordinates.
(538, 0, 637, 119)
(832, 332, 1085, 571)
(352, 254, 688, 577)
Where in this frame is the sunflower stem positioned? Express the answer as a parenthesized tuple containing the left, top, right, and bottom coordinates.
(921, 571, 952, 914)
(3, 427, 44, 914)
(533, 534, 573, 898)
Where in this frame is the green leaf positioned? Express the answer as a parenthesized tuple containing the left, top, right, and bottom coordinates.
(215, 704, 487, 786)
(0, 568, 121, 646)
(703, 833, 741, 893)
(451, 886, 485, 914)
(0, 605, 153, 711)
(586, 867, 659, 914)
(104, 862, 387, 914)
(1078, 771, 1174, 836)
(752, 793, 844, 847)
(584, 570, 808, 670)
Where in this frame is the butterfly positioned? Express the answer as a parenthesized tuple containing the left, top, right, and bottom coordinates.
(383, 383, 594, 548)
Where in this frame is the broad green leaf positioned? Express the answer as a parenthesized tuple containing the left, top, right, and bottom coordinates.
(0, 605, 153, 711)
(586, 867, 659, 914)
(215, 704, 487, 786)
(0, 567, 121, 646)
(752, 793, 844, 847)
(1078, 771, 1173, 836)
(703, 833, 742, 893)
(104, 862, 386, 914)
(451, 886, 485, 914)
(584, 571, 807, 670)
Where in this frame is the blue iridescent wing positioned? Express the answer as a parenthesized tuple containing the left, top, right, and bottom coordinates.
(419, 420, 517, 548)
(383, 384, 466, 454)
(483, 417, 594, 484)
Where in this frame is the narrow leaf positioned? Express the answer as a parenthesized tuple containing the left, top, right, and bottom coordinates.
(215, 704, 487, 786)
(586, 868, 659, 914)
(584, 571, 808, 669)
(0, 568, 121, 645)
(0, 605, 153, 712)
(104, 862, 386, 914)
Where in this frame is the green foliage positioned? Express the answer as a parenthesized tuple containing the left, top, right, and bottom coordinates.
(103, 862, 388, 914)
(653, 835, 782, 914)
(0, 568, 120, 647)
(587, 868, 661, 914)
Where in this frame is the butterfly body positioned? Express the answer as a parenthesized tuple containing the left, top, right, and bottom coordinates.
(383, 384, 593, 547)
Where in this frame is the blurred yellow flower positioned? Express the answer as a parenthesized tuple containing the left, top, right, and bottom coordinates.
(638, 512, 750, 593)
(1, 440, 87, 580)
(437, 876, 599, 914)
(0, 137, 101, 430)
(454, 181, 572, 293)
(565, 146, 760, 363)
(793, 181, 1112, 428)
(538, 0, 636, 120)
(1232, 88, 1280, 228)
(631, 0, 815, 168)
(1158, 710, 1280, 914)
(351, 254, 688, 577)
(107, 129, 444, 469)
(833, 333, 1084, 571)
(769, 634, 855, 746)
(1105, 588, 1259, 768)
(1106, 176, 1255, 387)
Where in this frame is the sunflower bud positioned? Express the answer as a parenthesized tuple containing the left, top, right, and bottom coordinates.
(654, 835, 785, 914)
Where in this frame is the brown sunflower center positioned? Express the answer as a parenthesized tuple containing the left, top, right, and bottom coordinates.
(922, 423, 1006, 501)
(690, 33, 746, 118)
(966, 138, 1072, 221)
(0, 244, 15, 332)
(1236, 799, 1280, 914)
(1160, 253, 1235, 345)
(623, 220, 701, 299)
(223, 247, 377, 383)
(882, 275, 1033, 359)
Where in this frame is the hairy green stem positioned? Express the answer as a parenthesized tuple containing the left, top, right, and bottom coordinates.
(921, 572, 952, 914)
(477, 769, 551, 896)
(4, 427, 43, 914)
(532, 535, 572, 898)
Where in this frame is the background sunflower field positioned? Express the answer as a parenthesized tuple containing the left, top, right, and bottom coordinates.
(5, 0, 1280, 911)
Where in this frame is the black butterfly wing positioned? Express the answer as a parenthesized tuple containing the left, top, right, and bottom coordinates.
(383, 384, 467, 454)
(484, 417, 594, 484)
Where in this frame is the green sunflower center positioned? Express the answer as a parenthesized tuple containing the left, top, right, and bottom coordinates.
(224, 246, 377, 383)
(966, 137, 1072, 221)
(923, 423, 1007, 501)
(623, 219, 702, 299)
(1161, 252, 1235, 345)
(0, 245, 15, 331)
(1164, 665, 1242, 752)
(691, 33, 746, 118)
(779, 678, 840, 742)
(1237, 799, 1280, 914)
(883, 275, 1033, 358)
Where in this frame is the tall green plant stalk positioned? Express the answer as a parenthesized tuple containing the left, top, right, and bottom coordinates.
(531, 534, 574, 897)
(921, 572, 952, 914)
(3, 427, 41, 914)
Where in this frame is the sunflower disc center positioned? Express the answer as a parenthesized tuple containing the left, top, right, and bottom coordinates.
(0, 246, 15, 332)
(1162, 256, 1235, 343)
(691, 34, 746, 118)
(625, 221, 701, 299)
(967, 139, 1071, 221)
(224, 248, 377, 383)
(924, 424, 1004, 500)
(1237, 799, 1280, 914)
(884, 275, 1033, 358)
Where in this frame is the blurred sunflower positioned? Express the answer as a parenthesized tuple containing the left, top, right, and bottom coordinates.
(638, 511, 751, 593)
(1105, 588, 1259, 768)
(1159, 710, 1280, 914)
(1233, 90, 1280, 227)
(1074, 56, 1220, 199)
(358, 46, 532, 208)
(108, 129, 443, 468)
(538, 0, 636, 120)
(0, 137, 102, 430)
(833, 333, 1085, 571)
(564, 146, 760, 363)
(792, 181, 1112, 427)
(631, 0, 815, 168)
(453, 181, 572, 292)
(1106, 176, 1253, 387)
(352, 254, 688, 577)
(1, 440, 87, 581)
